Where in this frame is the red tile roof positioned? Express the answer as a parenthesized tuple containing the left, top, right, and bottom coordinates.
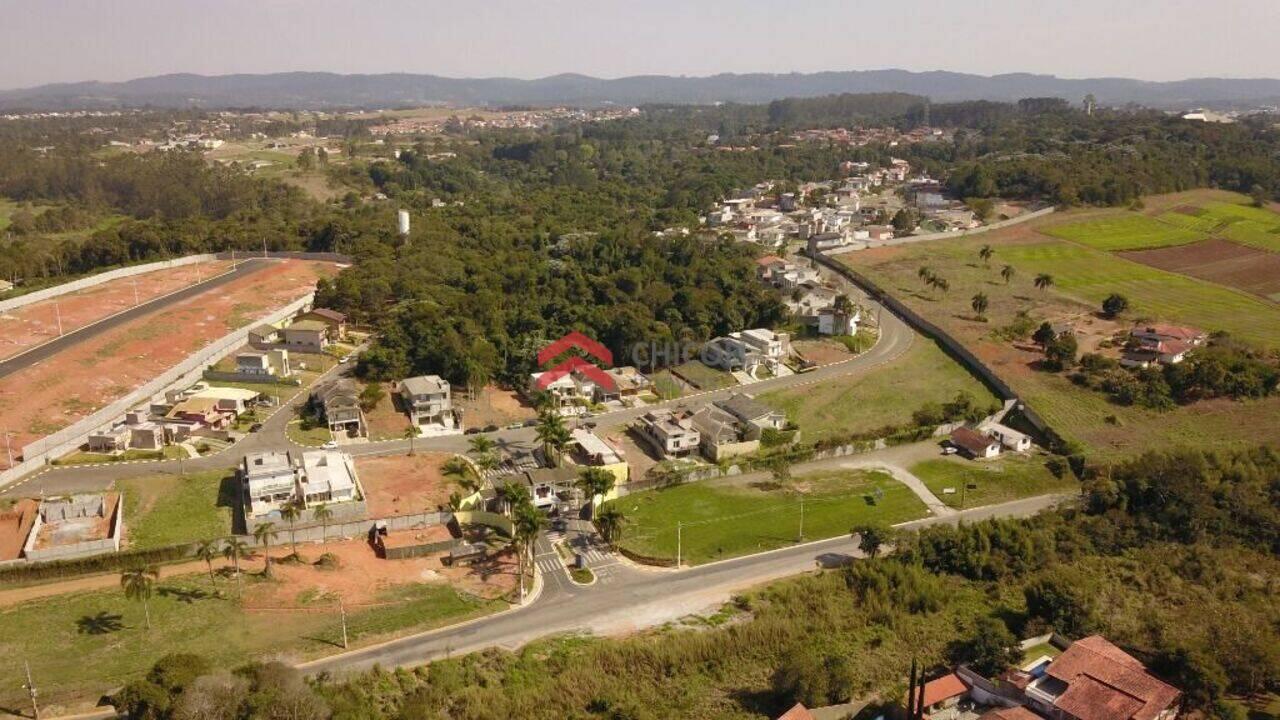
(1134, 324, 1202, 342)
(755, 255, 787, 267)
(918, 673, 969, 707)
(1046, 636, 1180, 720)
(777, 703, 816, 720)
(950, 426, 997, 456)
(980, 707, 1043, 720)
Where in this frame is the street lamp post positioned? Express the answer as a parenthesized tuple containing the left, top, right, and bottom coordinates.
(3, 431, 13, 470)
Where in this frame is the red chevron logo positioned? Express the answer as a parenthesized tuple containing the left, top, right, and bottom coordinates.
(535, 331, 616, 392)
(536, 330, 612, 366)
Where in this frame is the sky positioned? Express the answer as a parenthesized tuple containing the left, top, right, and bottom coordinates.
(1, 0, 1278, 90)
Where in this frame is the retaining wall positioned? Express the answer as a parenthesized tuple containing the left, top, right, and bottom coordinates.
(0, 254, 218, 313)
(0, 293, 316, 488)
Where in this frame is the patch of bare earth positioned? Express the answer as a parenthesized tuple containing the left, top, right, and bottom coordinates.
(1119, 238, 1280, 301)
(355, 452, 459, 517)
(454, 385, 536, 428)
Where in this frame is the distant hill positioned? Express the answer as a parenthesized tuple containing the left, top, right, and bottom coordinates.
(2, 69, 1280, 111)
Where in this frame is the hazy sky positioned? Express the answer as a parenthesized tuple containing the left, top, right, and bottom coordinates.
(2, 0, 1278, 90)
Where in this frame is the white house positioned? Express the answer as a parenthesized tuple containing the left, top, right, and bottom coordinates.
(980, 421, 1032, 452)
(636, 409, 701, 458)
(817, 307, 860, 336)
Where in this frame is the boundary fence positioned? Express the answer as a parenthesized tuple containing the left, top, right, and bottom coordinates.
(0, 254, 217, 313)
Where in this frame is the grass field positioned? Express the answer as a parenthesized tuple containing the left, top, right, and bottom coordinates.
(609, 468, 928, 565)
(116, 471, 235, 549)
(671, 360, 738, 390)
(1042, 214, 1203, 251)
(999, 241, 1280, 348)
(0, 575, 501, 708)
(911, 454, 1078, 509)
(55, 446, 186, 465)
(759, 339, 1001, 443)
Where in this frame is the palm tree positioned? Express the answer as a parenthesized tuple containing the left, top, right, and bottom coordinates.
(195, 539, 220, 587)
(594, 505, 627, 548)
(512, 502, 545, 600)
(474, 451, 499, 479)
(468, 435, 496, 456)
(279, 503, 301, 557)
(253, 522, 278, 576)
(403, 426, 417, 455)
(222, 532, 247, 594)
(833, 293, 854, 315)
(576, 467, 616, 509)
(917, 266, 934, 285)
(1000, 264, 1015, 284)
(971, 292, 989, 320)
(978, 244, 994, 266)
(1034, 273, 1054, 292)
(313, 503, 333, 543)
(121, 565, 159, 630)
(534, 411, 570, 467)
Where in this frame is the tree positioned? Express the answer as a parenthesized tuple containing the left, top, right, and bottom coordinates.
(1000, 264, 1015, 284)
(851, 523, 892, 558)
(595, 505, 627, 547)
(833, 293, 854, 314)
(195, 539, 220, 587)
(891, 208, 918, 235)
(358, 382, 385, 412)
(971, 292, 989, 320)
(1024, 569, 1097, 637)
(1034, 273, 1054, 292)
(403, 425, 417, 455)
(1084, 93, 1097, 115)
(955, 616, 1022, 676)
(312, 503, 333, 543)
(978, 244, 994, 266)
(512, 501, 545, 599)
(1033, 322, 1057, 349)
(253, 522, 278, 576)
(773, 647, 854, 708)
(279, 502, 302, 557)
(1102, 293, 1129, 318)
(535, 411, 570, 466)
(474, 451, 499, 478)
(468, 434, 496, 456)
(223, 537, 248, 596)
(1044, 333, 1079, 371)
(967, 197, 995, 222)
(121, 565, 160, 630)
(296, 147, 315, 171)
(1250, 184, 1268, 208)
(577, 467, 616, 507)
(917, 266, 934, 285)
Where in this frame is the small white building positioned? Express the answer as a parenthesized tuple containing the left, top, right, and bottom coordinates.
(980, 421, 1032, 452)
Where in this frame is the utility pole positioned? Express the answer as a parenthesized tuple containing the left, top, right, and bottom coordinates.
(132, 277, 140, 306)
(3, 430, 13, 470)
(797, 498, 804, 542)
(262, 237, 268, 259)
(338, 598, 349, 649)
(676, 521, 682, 569)
(23, 660, 39, 720)
(53, 302, 62, 336)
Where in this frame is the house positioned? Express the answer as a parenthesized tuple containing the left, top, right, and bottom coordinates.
(164, 397, 233, 438)
(281, 319, 330, 353)
(567, 428, 629, 488)
(689, 404, 758, 461)
(596, 366, 653, 403)
(755, 254, 790, 282)
(236, 349, 291, 378)
(312, 378, 365, 437)
(635, 409, 701, 458)
(912, 672, 970, 718)
(981, 421, 1032, 452)
(730, 328, 791, 360)
(529, 369, 596, 410)
(715, 393, 787, 437)
(521, 466, 578, 509)
(950, 426, 1002, 459)
(400, 375, 454, 428)
(977, 708, 1042, 720)
(295, 308, 347, 340)
(817, 307, 860, 336)
(1024, 636, 1181, 720)
(87, 425, 131, 454)
(247, 324, 281, 347)
(788, 284, 841, 317)
(21, 493, 124, 562)
(242, 451, 299, 517)
(191, 386, 262, 415)
(1122, 325, 1205, 368)
(298, 450, 359, 506)
(128, 422, 165, 450)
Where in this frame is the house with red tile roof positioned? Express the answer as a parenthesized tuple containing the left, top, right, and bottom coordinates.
(950, 426, 1002, 459)
(1024, 636, 1180, 720)
(979, 707, 1043, 720)
(1122, 325, 1206, 368)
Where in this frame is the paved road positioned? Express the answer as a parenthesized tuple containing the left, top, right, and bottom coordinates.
(0, 259, 272, 381)
(300, 492, 1069, 676)
(4, 263, 916, 497)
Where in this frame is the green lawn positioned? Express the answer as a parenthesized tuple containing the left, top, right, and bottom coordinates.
(671, 360, 738, 390)
(759, 339, 1001, 443)
(0, 576, 503, 708)
(286, 418, 332, 446)
(55, 446, 186, 465)
(1042, 213, 1204, 251)
(116, 470, 236, 549)
(1000, 241, 1280, 349)
(608, 468, 929, 565)
(911, 455, 1078, 510)
(1204, 202, 1280, 253)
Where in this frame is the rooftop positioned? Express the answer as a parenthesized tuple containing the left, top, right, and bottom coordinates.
(920, 672, 969, 707)
(288, 319, 329, 333)
(1045, 636, 1180, 720)
(716, 392, 775, 422)
(402, 374, 450, 395)
(950, 426, 996, 455)
(301, 450, 357, 496)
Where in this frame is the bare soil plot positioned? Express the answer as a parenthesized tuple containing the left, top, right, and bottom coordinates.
(792, 338, 851, 365)
(0, 260, 336, 467)
(0, 259, 233, 361)
(454, 385, 536, 428)
(362, 382, 411, 440)
(243, 538, 516, 609)
(1120, 238, 1280, 301)
(355, 451, 458, 517)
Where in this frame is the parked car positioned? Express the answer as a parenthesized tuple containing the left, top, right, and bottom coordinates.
(482, 424, 499, 433)
(249, 423, 263, 433)
(464, 427, 481, 435)
(523, 418, 539, 428)
(322, 440, 338, 450)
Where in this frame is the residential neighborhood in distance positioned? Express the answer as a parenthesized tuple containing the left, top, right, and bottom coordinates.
(0, 4, 1277, 720)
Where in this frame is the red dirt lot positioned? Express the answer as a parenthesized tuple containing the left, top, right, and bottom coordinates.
(243, 538, 517, 608)
(0, 260, 234, 361)
(0, 260, 336, 467)
(355, 452, 459, 517)
(1119, 238, 1280, 301)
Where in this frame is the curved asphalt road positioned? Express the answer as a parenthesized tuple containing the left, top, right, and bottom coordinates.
(0, 259, 272, 381)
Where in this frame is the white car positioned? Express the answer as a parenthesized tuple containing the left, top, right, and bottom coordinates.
(322, 440, 338, 450)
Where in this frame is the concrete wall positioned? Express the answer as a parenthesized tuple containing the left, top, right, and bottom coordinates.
(0, 293, 316, 488)
(22, 494, 123, 562)
(0, 254, 218, 313)
(823, 206, 1056, 256)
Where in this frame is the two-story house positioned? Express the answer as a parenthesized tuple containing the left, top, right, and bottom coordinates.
(399, 375, 454, 429)
(635, 409, 701, 458)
